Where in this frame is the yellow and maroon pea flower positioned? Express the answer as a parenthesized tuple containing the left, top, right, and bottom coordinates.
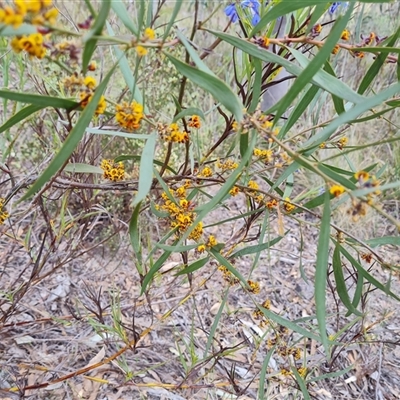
(100, 159, 124, 182)
(254, 148, 273, 163)
(0, 198, 9, 225)
(329, 185, 345, 197)
(229, 186, 240, 196)
(188, 221, 203, 241)
(247, 280, 260, 294)
(311, 23, 322, 37)
(198, 166, 213, 178)
(0, 4, 24, 28)
(197, 244, 206, 253)
(337, 136, 348, 149)
(188, 115, 201, 128)
(354, 170, 370, 182)
(84, 76, 97, 90)
(341, 29, 350, 41)
(11, 32, 46, 58)
(266, 198, 278, 209)
(206, 235, 217, 248)
(115, 101, 144, 131)
(283, 197, 295, 213)
(217, 158, 239, 172)
(361, 253, 373, 263)
(331, 44, 340, 55)
(80, 92, 106, 115)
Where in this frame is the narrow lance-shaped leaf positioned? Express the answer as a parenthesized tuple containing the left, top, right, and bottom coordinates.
(332, 242, 363, 317)
(133, 133, 156, 206)
(20, 64, 116, 200)
(274, 3, 354, 122)
(207, 30, 364, 105)
(164, 52, 243, 122)
(82, 0, 111, 73)
(315, 190, 331, 358)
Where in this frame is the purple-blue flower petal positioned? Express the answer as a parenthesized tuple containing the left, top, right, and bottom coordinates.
(225, 4, 239, 23)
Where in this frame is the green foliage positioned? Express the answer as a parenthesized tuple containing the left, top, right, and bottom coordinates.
(1, 0, 400, 397)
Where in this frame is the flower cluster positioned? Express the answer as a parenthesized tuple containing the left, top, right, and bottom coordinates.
(197, 235, 218, 253)
(115, 101, 144, 131)
(157, 123, 189, 143)
(254, 148, 273, 164)
(0, 0, 58, 28)
(0, 198, 9, 225)
(79, 76, 106, 115)
(100, 159, 125, 182)
(216, 158, 238, 172)
(157, 183, 203, 240)
(10, 32, 46, 59)
(218, 265, 239, 285)
(225, 0, 260, 26)
(246, 180, 263, 203)
(283, 197, 295, 213)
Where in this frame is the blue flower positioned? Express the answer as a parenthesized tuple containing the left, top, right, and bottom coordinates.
(224, 0, 261, 26)
(329, 2, 349, 15)
(225, 3, 239, 23)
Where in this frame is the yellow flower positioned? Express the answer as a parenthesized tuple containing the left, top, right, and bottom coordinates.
(354, 171, 370, 181)
(247, 280, 260, 294)
(44, 7, 58, 24)
(198, 167, 213, 178)
(229, 186, 240, 196)
(283, 197, 295, 213)
(261, 36, 270, 47)
(206, 235, 217, 248)
(337, 137, 348, 149)
(79, 92, 106, 115)
(197, 244, 206, 253)
(188, 115, 201, 128)
(144, 27, 155, 40)
(84, 76, 97, 89)
(136, 45, 147, 56)
(247, 180, 259, 190)
(100, 159, 124, 182)
(329, 185, 345, 197)
(331, 44, 340, 55)
(0, 198, 9, 225)
(115, 101, 144, 131)
(341, 29, 350, 41)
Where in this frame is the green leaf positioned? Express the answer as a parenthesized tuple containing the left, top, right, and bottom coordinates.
(315, 191, 331, 358)
(19, 64, 115, 201)
(259, 307, 321, 342)
(332, 243, 363, 316)
(85, 128, 152, 139)
(258, 345, 276, 399)
(132, 133, 156, 206)
(323, 61, 345, 115)
(340, 246, 400, 302)
(129, 201, 143, 275)
(274, 4, 354, 122)
(111, 1, 138, 35)
(210, 249, 249, 288)
(164, 52, 243, 122)
(358, 26, 400, 94)
(292, 367, 311, 400)
(0, 90, 77, 109)
(156, 243, 199, 253)
(141, 244, 177, 294)
(175, 29, 214, 75)
(228, 235, 286, 259)
(162, 0, 183, 41)
(301, 82, 400, 152)
(176, 257, 209, 276)
(208, 30, 364, 105)
(0, 23, 36, 36)
(279, 84, 320, 139)
(173, 107, 205, 123)
(106, 22, 144, 108)
(204, 288, 229, 358)
(365, 236, 400, 247)
(64, 163, 102, 174)
(82, 0, 111, 73)
(0, 104, 43, 133)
